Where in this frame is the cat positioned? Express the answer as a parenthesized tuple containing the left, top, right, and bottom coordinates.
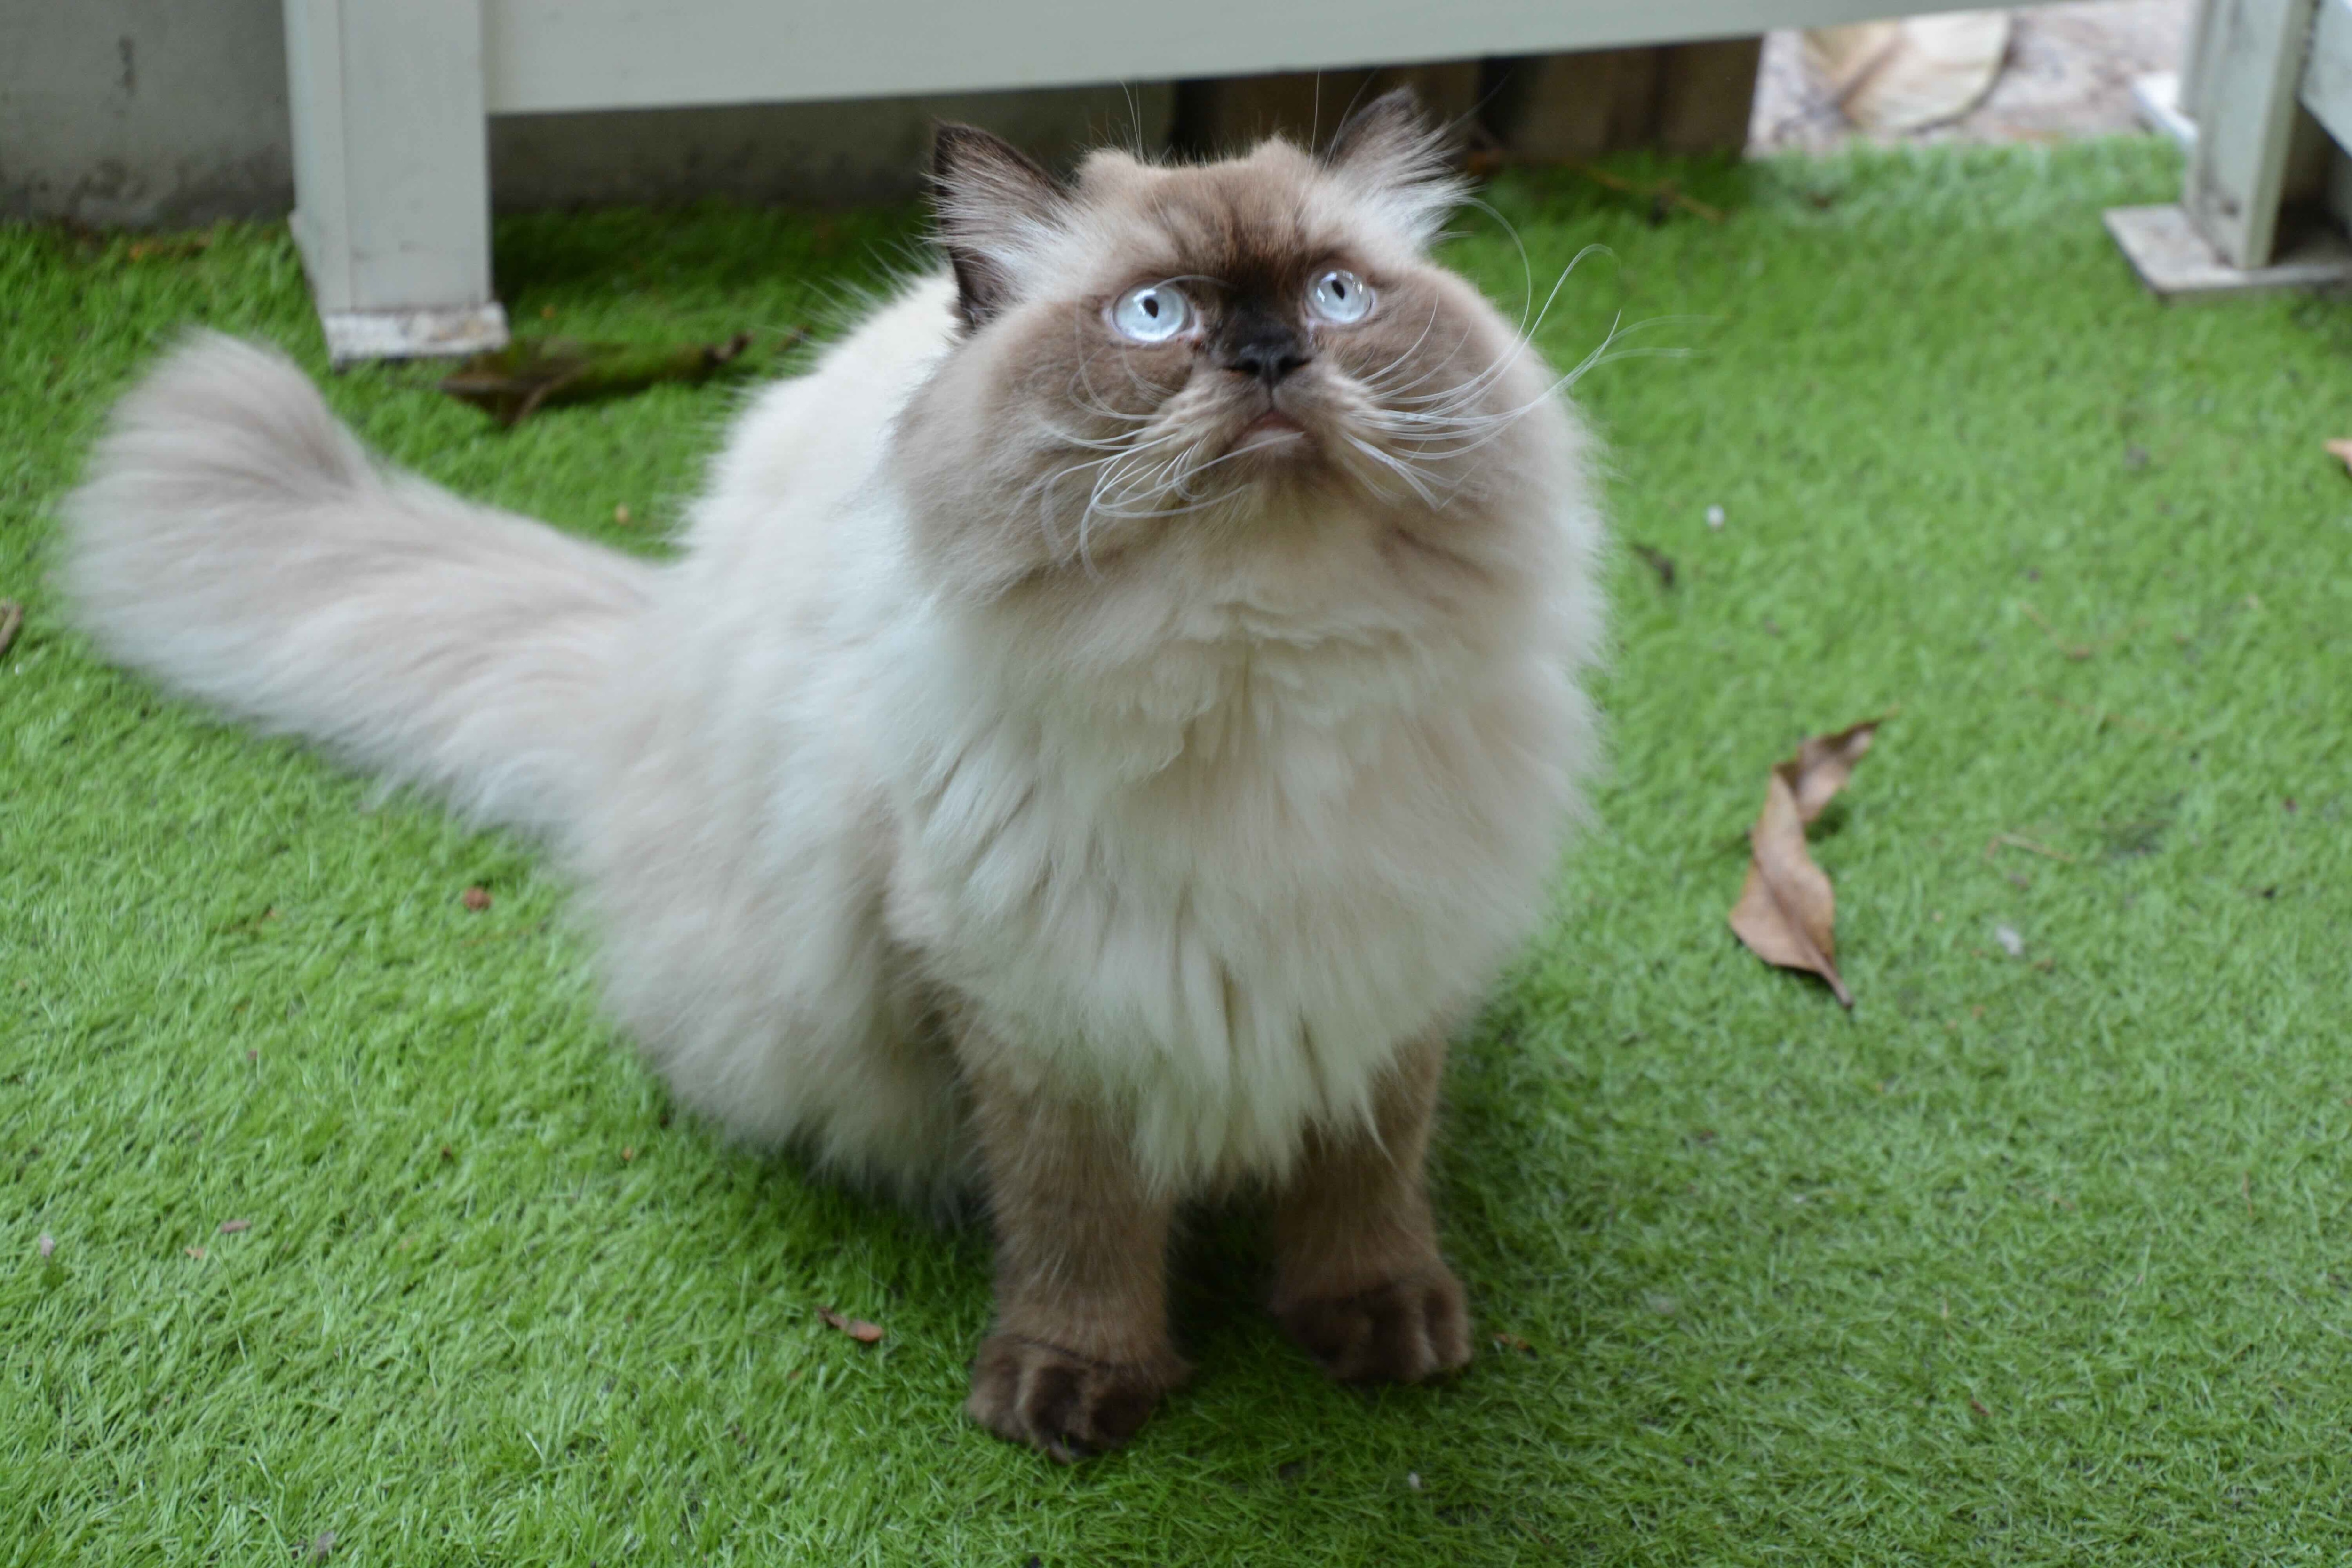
(61, 91, 1605, 1460)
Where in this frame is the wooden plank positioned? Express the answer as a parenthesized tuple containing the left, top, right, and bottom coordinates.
(2182, 0, 2320, 268)
(482, 0, 1982, 115)
(2300, 0, 2352, 147)
(1655, 37, 1766, 152)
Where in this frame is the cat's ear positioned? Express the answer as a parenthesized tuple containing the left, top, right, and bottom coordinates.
(932, 124, 1071, 330)
(1322, 88, 1463, 249)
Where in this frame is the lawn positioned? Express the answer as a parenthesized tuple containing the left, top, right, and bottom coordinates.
(5, 135, 2350, 1564)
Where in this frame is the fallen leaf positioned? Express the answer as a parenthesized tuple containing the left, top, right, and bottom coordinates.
(1490, 1331, 1535, 1354)
(0, 600, 22, 660)
(308, 1529, 338, 1563)
(441, 329, 800, 428)
(217, 1218, 250, 1234)
(818, 1306, 884, 1344)
(2326, 438, 2352, 473)
(621, 1146, 636, 1162)
(184, 1246, 207, 1260)
(1630, 542, 1677, 589)
(461, 886, 491, 912)
(1727, 718, 1882, 1007)
(613, 503, 633, 526)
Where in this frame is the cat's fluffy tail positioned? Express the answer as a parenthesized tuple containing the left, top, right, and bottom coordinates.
(61, 332, 657, 837)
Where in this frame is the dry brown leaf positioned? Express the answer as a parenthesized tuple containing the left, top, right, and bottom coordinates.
(818, 1306, 884, 1344)
(217, 1218, 250, 1234)
(2326, 438, 2352, 473)
(1727, 718, 1882, 1007)
(461, 886, 491, 912)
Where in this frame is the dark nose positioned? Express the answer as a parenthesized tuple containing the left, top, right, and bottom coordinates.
(1217, 322, 1311, 387)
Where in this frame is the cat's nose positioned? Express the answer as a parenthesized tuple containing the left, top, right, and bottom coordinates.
(1217, 326, 1312, 388)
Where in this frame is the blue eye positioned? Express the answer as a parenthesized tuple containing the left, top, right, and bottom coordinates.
(1307, 269, 1373, 324)
(1110, 284, 1192, 343)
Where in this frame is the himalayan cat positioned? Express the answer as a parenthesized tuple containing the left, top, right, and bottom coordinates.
(62, 92, 1604, 1460)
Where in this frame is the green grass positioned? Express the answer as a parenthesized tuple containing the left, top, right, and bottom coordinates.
(7, 137, 2352, 1564)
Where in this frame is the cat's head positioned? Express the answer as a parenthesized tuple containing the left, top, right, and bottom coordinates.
(896, 92, 1582, 604)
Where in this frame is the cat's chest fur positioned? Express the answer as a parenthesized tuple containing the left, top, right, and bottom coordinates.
(873, 578, 1581, 1191)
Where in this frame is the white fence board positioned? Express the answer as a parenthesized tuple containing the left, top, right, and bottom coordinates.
(482, 0, 1993, 115)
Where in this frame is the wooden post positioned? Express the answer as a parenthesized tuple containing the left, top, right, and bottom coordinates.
(283, 0, 507, 361)
(2181, 0, 2322, 267)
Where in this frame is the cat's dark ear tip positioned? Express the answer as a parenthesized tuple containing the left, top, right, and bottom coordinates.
(1327, 87, 1426, 159)
(930, 122, 991, 182)
(930, 122, 1059, 188)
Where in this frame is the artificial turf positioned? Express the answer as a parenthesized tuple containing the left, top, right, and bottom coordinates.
(5, 135, 2350, 1565)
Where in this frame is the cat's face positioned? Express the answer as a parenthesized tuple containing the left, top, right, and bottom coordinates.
(898, 94, 1576, 601)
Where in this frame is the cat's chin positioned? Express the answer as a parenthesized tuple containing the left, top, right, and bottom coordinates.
(1222, 411, 1329, 485)
(1228, 409, 1311, 453)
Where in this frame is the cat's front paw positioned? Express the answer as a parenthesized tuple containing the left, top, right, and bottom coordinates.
(1275, 1265, 1472, 1384)
(965, 1333, 1185, 1462)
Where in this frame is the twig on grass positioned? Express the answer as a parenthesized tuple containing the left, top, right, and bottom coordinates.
(2025, 688, 2186, 744)
(1985, 833, 2075, 864)
(1462, 150, 1726, 222)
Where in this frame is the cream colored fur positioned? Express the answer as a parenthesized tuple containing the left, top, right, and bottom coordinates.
(63, 125, 1605, 1211)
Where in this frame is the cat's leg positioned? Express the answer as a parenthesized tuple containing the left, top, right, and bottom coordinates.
(1269, 1032, 1473, 1383)
(960, 1043, 1188, 1461)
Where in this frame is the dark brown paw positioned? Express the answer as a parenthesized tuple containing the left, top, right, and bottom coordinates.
(964, 1334, 1184, 1462)
(1275, 1266, 1472, 1384)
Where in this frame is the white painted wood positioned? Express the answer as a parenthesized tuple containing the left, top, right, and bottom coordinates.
(2300, 0, 2352, 147)
(2179, 0, 2215, 109)
(282, 0, 499, 347)
(2106, 201, 2352, 296)
(319, 304, 510, 366)
(291, 0, 2027, 357)
(2182, 0, 2320, 267)
(479, 0, 1995, 115)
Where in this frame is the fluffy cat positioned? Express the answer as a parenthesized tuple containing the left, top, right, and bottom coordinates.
(61, 92, 1605, 1460)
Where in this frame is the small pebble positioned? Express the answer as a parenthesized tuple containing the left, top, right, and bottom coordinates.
(1705, 505, 1725, 530)
(37, 1233, 53, 1259)
(1406, 1472, 1422, 1491)
(1995, 924, 2025, 957)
